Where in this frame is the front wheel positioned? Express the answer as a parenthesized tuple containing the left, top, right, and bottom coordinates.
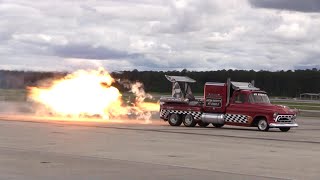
(257, 119, 269, 131)
(183, 114, 197, 127)
(168, 114, 182, 126)
(279, 127, 290, 132)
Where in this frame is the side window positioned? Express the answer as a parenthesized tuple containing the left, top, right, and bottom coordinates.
(234, 93, 247, 104)
(248, 94, 255, 103)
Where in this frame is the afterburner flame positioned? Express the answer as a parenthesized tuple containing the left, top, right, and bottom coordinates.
(28, 68, 158, 121)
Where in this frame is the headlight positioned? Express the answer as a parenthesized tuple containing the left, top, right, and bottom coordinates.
(273, 112, 278, 118)
(292, 114, 297, 120)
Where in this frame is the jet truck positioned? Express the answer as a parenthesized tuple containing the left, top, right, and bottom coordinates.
(159, 75, 298, 132)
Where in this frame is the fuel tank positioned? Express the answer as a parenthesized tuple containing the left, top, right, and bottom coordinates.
(201, 113, 225, 125)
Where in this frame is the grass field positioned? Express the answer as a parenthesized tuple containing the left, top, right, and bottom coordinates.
(271, 101, 320, 111)
(0, 89, 26, 101)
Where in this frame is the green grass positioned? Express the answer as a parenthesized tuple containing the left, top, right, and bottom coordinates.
(286, 106, 320, 111)
(0, 89, 26, 101)
(271, 101, 320, 106)
(271, 101, 320, 111)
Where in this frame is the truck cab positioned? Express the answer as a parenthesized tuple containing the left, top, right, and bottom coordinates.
(227, 90, 298, 131)
(160, 75, 298, 132)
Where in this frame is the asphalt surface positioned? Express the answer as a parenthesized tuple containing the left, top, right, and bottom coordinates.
(0, 115, 319, 180)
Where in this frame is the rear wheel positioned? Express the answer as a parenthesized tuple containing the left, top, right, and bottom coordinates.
(183, 114, 197, 127)
(168, 114, 182, 126)
(212, 124, 224, 128)
(279, 127, 290, 132)
(198, 121, 209, 127)
(257, 119, 269, 131)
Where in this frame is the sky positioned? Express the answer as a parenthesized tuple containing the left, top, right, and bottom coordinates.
(0, 0, 320, 72)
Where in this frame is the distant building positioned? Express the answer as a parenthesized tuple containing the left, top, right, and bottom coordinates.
(300, 93, 320, 100)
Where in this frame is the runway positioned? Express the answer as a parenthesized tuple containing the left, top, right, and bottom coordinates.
(0, 115, 319, 180)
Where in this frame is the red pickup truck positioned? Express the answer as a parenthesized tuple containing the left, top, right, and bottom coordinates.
(160, 75, 298, 132)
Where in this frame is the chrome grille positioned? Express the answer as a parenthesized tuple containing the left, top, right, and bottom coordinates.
(276, 115, 294, 123)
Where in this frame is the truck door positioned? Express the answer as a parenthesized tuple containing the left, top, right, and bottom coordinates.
(226, 92, 252, 124)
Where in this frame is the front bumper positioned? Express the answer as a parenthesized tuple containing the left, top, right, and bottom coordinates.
(269, 123, 298, 128)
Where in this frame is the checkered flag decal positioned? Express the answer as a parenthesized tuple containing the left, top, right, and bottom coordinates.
(224, 114, 248, 123)
(160, 109, 202, 120)
(160, 109, 170, 118)
(160, 110, 248, 123)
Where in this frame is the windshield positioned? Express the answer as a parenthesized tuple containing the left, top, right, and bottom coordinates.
(249, 93, 270, 103)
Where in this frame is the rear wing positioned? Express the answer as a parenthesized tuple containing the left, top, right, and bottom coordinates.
(164, 75, 196, 101)
(165, 75, 196, 83)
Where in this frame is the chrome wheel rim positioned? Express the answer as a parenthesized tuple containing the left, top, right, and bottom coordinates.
(258, 120, 267, 130)
(184, 115, 193, 125)
(170, 115, 178, 124)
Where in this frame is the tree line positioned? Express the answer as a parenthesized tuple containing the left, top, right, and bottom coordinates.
(1, 69, 320, 97)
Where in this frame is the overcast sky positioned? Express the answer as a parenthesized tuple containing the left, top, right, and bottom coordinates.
(0, 0, 319, 72)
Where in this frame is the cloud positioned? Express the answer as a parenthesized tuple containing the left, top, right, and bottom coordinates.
(53, 43, 142, 60)
(249, 0, 320, 13)
(0, 0, 319, 72)
(274, 23, 306, 39)
(208, 26, 247, 42)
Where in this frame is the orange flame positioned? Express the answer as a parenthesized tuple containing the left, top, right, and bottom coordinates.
(28, 68, 159, 122)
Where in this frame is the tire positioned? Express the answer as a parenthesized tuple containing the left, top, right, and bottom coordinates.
(279, 127, 290, 132)
(257, 118, 269, 131)
(168, 114, 182, 126)
(183, 114, 197, 127)
(198, 121, 209, 127)
(212, 124, 224, 128)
